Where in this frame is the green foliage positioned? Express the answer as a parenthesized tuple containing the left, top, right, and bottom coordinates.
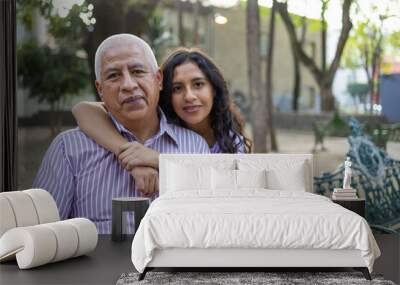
(47, 6, 89, 44)
(312, 111, 349, 143)
(17, 40, 89, 105)
(347, 82, 369, 110)
(17, 0, 93, 45)
(327, 111, 349, 137)
(386, 31, 400, 62)
(342, 22, 373, 70)
(308, 20, 323, 33)
(342, 12, 400, 71)
(146, 8, 172, 62)
(17, 0, 92, 111)
(388, 31, 400, 48)
(259, 4, 271, 20)
(290, 13, 320, 31)
(17, 0, 49, 29)
(347, 82, 370, 98)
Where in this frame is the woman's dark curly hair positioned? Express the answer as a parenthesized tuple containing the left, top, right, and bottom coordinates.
(159, 48, 252, 153)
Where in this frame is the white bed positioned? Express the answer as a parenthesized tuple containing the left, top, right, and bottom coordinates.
(131, 154, 380, 280)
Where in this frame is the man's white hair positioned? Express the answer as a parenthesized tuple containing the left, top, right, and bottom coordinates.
(94, 33, 158, 81)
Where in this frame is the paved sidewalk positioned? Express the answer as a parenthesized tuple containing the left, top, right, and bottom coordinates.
(276, 129, 400, 176)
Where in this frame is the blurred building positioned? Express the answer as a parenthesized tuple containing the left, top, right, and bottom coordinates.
(160, 1, 322, 114)
(380, 73, 400, 123)
(380, 57, 400, 123)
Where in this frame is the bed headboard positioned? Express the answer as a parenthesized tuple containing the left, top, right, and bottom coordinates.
(159, 154, 314, 195)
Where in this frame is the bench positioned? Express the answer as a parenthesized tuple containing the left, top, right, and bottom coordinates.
(312, 111, 349, 152)
(314, 118, 400, 233)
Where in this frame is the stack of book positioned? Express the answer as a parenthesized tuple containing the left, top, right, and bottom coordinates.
(332, 188, 358, 200)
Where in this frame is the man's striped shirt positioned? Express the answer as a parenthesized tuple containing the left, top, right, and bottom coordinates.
(33, 110, 210, 234)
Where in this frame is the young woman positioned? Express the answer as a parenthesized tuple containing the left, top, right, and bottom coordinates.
(72, 48, 251, 170)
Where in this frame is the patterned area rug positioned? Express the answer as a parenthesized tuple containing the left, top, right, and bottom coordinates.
(116, 271, 395, 285)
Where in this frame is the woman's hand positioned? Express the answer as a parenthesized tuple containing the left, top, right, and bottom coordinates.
(118, 142, 160, 170)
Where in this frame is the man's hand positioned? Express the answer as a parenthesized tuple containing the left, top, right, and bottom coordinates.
(130, 166, 159, 197)
(118, 142, 159, 170)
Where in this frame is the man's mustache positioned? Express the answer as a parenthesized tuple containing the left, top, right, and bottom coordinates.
(121, 95, 147, 104)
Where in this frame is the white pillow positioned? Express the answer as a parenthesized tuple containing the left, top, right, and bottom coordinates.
(211, 169, 267, 190)
(236, 169, 267, 189)
(212, 168, 236, 190)
(265, 165, 306, 191)
(238, 159, 308, 191)
(166, 162, 212, 192)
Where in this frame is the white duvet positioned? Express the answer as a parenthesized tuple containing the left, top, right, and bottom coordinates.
(131, 190, 380, 273)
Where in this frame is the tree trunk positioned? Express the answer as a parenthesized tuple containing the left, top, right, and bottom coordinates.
(320, 83, 335, 112)
(177, 0, 185, 46)
(276, 0, 353, 112)
(266, 1, 278, 152)
(247, 0, 267, 153)
(367, 77, 374, 113)
(292, 17, 307, 112)
(370, 39, 382, 113)
(292, 58, 300, 111)
(370, 52, 377, 113)
(193, 0, 200, 46)
(374, 53, 382, 110)
(321, 0, 328, 73)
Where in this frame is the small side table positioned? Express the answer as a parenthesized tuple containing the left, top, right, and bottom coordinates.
(112, 197, 150, 242)
(332, 198, 365, 218)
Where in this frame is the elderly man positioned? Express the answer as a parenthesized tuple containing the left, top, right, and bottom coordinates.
(33, 34, 209, 234)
